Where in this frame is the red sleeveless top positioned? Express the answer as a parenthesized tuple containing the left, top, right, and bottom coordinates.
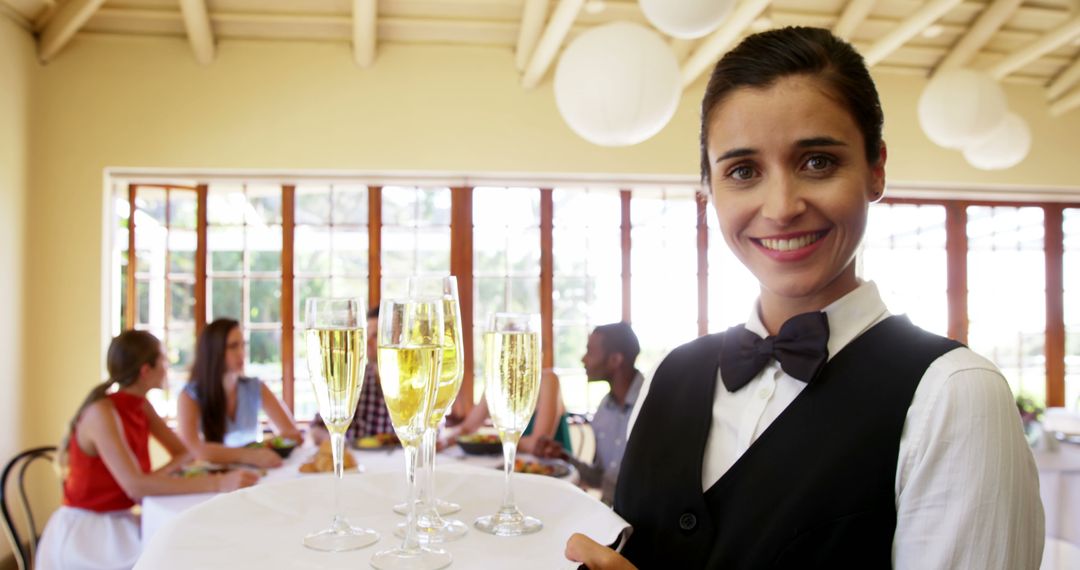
(63, 391, 152, 512)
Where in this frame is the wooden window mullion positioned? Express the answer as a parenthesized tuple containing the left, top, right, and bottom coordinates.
(540, 189, 554, 370)
(281, 185, 296, 411)
(696, 193, 709, 337)
(1046, 204, 1065, 408)
(946, 203, 968, 343)
(450, 186, 474, 421)
(195, 185, 208, 335)
(621, 190, 632, 323)
(126, 184, 137, 329)
(368, 186, 382, 313)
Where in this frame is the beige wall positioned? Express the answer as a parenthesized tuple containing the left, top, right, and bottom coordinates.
(0, 15, 32, 564)
(21, 33, 1080, 453)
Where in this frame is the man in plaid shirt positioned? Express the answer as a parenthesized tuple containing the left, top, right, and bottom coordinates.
(310, 307, 394, 442)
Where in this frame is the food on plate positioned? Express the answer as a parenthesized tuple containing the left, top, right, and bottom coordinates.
(458, 433, 500, 445)
(245, 436, 300, 458)
(503, 458, 570, 477)
(456, 432, 503, 455)
(299, 439, 358, 473)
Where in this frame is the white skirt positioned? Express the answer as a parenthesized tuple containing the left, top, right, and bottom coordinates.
(35, 506, 141, 570)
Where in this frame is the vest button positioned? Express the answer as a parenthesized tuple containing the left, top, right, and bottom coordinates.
(678, 512, 697, 531)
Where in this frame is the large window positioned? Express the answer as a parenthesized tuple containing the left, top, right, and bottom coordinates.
(111, 179, 1080, 418)
(471, 187, 541, 401)
(967, 206, 1046, 401)
(630, 188, 699, 375)
(292, 184, 369, 419)
(205, 183, 285, 407)
(551, 187, 622, 413)
(861, 203, 949, 336)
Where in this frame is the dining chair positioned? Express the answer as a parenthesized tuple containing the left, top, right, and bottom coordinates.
(1, 446, 58, 570)
(566, 413, 595, 464)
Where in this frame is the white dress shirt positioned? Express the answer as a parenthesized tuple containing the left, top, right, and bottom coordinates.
(629, 281, 1045, 569)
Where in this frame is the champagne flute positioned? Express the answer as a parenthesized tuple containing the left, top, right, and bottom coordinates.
(474, 313, 543, 536)
(371, 297, 452, 570)
(393, 276, 467, 543)
(302, 298, 380, 551)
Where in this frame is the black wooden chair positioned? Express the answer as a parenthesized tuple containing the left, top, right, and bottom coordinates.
(1, 446, 58, 570)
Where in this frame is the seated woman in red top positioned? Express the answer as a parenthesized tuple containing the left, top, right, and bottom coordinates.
(36, 330, 260, 570)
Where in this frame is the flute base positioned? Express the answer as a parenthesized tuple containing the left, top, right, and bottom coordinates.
(395, 517, 468, 543)
(370, 546, 452, 570)
(393, 498, 460, 516)
(474, 510, 543, 537)
(302, 520, 379, 552)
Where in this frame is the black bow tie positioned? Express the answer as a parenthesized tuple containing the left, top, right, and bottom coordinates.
(719, 311, 830, 393)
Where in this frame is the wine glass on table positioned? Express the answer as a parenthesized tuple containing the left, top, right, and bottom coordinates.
(302, 297, 380, 551)
(393, 276, 468, 543)
(474, 312, 543, 537)
(371, 296, 452, 570)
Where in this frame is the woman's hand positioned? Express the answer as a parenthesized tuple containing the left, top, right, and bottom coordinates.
(243, 446, 284, 468)
(533, 436, 570, 460)
(565, 533, 636, 570)
(216, 469, 260, 492)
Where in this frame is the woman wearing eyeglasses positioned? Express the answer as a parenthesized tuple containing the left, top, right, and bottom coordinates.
(177, 318, 302, 468)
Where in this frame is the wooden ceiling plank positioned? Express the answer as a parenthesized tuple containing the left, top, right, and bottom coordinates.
(832, 0, 876, 41)
(515, 0, 549, 71)
(353, 0, 376, 67)
(178, 0, 214, 64)
(936, 0, 1021, 72)
(1048, 56, 1080, 100)
(39, 0, 108, 61)
(990, 14, 1080, 80)
(1050, 82, 1080, 116)
(861, 0, 963, 67)
(520, 0, 583, 89)
(681, 0, 771, 89)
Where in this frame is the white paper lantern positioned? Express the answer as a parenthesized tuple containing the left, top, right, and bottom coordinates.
(962, 111, 1031, 170)
(918, 69, 1008, 150)
(554, 22, 681, 147)
(638, 0, 735, 39)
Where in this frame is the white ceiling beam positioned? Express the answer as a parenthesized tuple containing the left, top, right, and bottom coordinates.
(353, 0, 377, 67)
(1050, 83, 1080, 116)
(681, 0, 771, 89)
(861, 0, 962, 66)
(832, 0, 876, 41)
(521, 0, 583, 89)
(515, 0, 549, 72)
(989, 14, 1080, 80)
(38, 0, 107, 61)
(936, 0, 1021, 72)
(1048, 56, 1080, 101)
(178, 0, 214, 65)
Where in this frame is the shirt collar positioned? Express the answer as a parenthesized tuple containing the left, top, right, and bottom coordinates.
(604, 371, 645, 411)
(743, 280, 890, 361)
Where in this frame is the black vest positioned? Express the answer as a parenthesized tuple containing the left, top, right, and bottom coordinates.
(614, 316, 962, 569)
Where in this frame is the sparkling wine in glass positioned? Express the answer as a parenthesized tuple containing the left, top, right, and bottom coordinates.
(474, 313, 543, 537)
(302, 298, 380, 551)
(371, 297, 452, 570)
(393, 276, 467, 543)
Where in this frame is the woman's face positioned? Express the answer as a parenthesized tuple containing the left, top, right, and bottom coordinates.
(706, 74, 885, 314)
(224, 327, 246, 375)
(140, 345, 168, 390)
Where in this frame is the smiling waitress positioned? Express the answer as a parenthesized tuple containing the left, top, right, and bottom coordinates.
(566, 26, 1044, 569)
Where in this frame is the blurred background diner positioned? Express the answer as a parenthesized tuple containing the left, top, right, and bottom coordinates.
(3, 0, 1080, 568)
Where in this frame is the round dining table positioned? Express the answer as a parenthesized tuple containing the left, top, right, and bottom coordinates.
(137, 444, 625, 569)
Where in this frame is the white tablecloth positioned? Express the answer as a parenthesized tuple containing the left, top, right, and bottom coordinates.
(140, 444, 568, 544)
(136, 462, 626, 569)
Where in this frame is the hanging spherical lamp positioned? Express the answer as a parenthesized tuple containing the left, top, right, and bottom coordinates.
(554, 22, 681, 147)
(638, 0, 736, 39)
(918, 68, 1008, 150)
(962, 111, 1031, 170)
